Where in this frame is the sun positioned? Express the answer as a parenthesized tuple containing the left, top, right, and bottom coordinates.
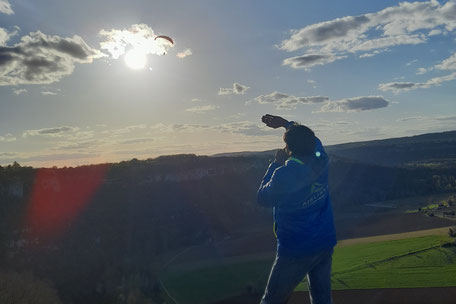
(124, 49, 147, 70)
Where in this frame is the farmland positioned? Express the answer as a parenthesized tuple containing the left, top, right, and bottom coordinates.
(162, 233, 456, 304)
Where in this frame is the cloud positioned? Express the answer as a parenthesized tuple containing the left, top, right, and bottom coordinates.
(99, 24, 174, 59)
(23, 126, 79, 137)
(214, 121, 271, 136)
(429, 29, 443, 36)
(191, 98, 202, 102)
(149, 121, 272, 137)
(0, 152, 17, 157)
(52, 139, 104, 151)
(0, 153, 98, 164)
(117, 138, 155, 145)
(280, 0, 456, 69)
(397, 115, 456, 122)
(185, 105, 219, 113)
(218, 82, 250, 95)
(0, 133, 16, 142)
(416, 67, 427, 75)
(13, 88, 26, 95)
(41, 91, 58, 96)
(281, 15, 371, 52)
(0, 31, 103, 86)
(359, 49, 389, 59)
(0, 28, 10, 46)
(249, 91, 329, 109)
(101, 124, 148, 136)
(0, 0, 13, 15)
(319, 96, 390, 112)
(177, 48, 192, 59)
(378, 72, 456, 93)
(282, 53, 345, 69)
(0, 27, 19, 46)
(435, 52, 456, 70)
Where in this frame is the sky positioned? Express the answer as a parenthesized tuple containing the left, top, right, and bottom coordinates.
(0, 0, 455, 167)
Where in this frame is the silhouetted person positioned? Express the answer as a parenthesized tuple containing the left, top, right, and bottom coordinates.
(257, 114, 336, 304)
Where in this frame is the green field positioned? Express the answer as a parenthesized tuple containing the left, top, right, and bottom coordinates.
(161, 235, 456, 304)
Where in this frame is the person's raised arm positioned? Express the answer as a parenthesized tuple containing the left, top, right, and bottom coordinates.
(261, 114, 294, 129)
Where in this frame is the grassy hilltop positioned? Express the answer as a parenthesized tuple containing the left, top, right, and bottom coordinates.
(162, 233, 456, 304)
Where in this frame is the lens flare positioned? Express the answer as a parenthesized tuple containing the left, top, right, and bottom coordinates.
(25, 165, 108, 243)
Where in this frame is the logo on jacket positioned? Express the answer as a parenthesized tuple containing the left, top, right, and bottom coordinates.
(301, 183, 328, 208)
(310, 182, 325, 194)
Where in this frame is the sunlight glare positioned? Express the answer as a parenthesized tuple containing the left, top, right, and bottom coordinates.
(124, 49, 147, 69)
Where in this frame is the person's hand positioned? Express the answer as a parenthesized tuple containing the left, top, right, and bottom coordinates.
(274, 148, 288, 165)
(262, 114, 289, 129)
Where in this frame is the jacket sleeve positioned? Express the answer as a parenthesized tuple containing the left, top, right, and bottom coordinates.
(257, 163, 290, 207)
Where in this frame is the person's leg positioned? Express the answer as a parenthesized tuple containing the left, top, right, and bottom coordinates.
(261, 253, 315, 304)
(261, 256, 307, 304)
(306, 248, 334, 304)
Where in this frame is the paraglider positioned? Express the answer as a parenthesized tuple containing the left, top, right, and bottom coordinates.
(154, 35, 174, 45)
(154, 35, 174, 55)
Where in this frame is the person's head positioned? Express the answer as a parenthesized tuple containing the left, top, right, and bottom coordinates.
(283, 123, 316, 157)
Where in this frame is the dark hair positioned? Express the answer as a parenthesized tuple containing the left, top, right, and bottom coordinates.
(283, 123, 316, 156)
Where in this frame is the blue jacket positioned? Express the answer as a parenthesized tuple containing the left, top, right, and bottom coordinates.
(257, 137, 337, 256)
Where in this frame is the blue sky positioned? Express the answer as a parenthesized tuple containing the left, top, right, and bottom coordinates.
(1, 0, 455, 167)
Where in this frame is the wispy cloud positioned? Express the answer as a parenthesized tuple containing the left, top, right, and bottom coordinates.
(41, 91, 58, 96)
(0, 31, 103, 86)
(435, 52, 456, 70)
(380, 51, 456, 92)
(101, 124, 148, 136)
(0, 133, 16, 142)
(379, 72, 456, 93)
(0, 0, 13, 15)
(214, 121, 272, 136)
(23, 126, 79, 137)
(248, 91, 329, 109)
(185, 105, 219, 113)
(280, 0, 456, 69)
(99, 24, 174, 59)
(13, 88, 27, 95)
(117, 137, 155, 145)
(0, 153, 99, 164)
(319, 96, 390, 112)
(283, 53, 346, 69)
(0, 27, 16, 46)
(52, 140, 104, 151)
(406, 59, 418, 66)
(218, 83, 250, 95)
(397, 115, 456, 122)
(416, 67, 427, 75)
(359, 49, 389, 59)
(177, 48, 192, 59)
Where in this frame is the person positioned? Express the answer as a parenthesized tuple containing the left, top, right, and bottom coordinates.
(257, 114, 337, 304)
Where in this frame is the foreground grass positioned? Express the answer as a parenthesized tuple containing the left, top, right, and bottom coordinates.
(162, 235, 455, 304)
(297, 234, 455, 290)
(162, 259, 272, 304)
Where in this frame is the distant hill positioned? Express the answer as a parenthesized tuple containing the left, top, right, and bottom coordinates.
(326, 130, 456, 167)
(213, 130, 456, 167)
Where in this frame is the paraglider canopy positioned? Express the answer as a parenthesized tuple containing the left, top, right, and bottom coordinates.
(154, 35, 174, 45)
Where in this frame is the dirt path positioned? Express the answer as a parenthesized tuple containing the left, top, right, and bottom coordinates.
(337, 226, 454, 247)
